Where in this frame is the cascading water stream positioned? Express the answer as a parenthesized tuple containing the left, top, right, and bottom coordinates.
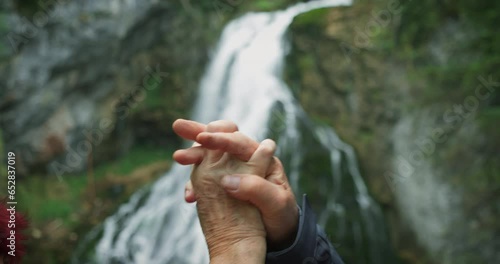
(75, 0, 394, 263)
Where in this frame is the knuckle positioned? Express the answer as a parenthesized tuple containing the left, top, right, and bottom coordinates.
(236, 145, 247, 156)
(207, 120, 238, 132)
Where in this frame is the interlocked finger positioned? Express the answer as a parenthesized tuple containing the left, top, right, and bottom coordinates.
(205, 120, 239, 163)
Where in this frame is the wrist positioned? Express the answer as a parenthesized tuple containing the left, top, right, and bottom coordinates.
(210, 237, 266, 264)
(267, 203, 299, 251)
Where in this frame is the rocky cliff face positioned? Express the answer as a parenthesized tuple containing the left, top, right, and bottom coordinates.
(285, 1, 500, 263)
(0, 0, 225, 176)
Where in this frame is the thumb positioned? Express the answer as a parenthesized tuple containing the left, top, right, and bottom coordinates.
(220, 174, 283, 215)
(221, 174, 299, 248)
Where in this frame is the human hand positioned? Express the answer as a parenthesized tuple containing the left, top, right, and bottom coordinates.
(173, 119, 299, 250)
(190, 137, 278, 262)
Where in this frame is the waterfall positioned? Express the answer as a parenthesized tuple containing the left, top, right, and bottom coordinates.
(75, 0, 395, 263)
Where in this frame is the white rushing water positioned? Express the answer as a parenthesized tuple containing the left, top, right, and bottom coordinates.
(76, 0, 393, 263)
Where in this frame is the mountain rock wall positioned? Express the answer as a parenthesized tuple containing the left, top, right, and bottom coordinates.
(285, 1, 500, 263)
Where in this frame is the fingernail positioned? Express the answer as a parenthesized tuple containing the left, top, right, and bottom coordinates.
(185, 188, 191, 197)
(221, 175, 240, 191)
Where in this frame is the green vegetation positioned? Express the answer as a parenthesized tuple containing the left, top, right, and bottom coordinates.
(129, 65, 193, 120)
(396, 0, 500, 214)
(15, 145, 172, 226)
(0, 12, 10, 59)
(0, 142, 173, 263)
(0, 12, 8, 31)
(293, 8, 329, 27)
(12, 0, 44, 17)
(253, 1, 277, 11)
(130, 75, 167, 113)
(396, 0, 500, 103)
(251, 0, 294, 12)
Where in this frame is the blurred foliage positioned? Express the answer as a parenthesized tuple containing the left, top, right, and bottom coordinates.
(0, 12, 6, 30)
(206, 0, 298, 14)
(12, 0, 42, 17)
(251, 0, 295, 11)
(16, 145, 172, 222)
(396, 0, 500, 200)
(397, 0, 500, 104)
(0, 127, 173, 263)
(0, 12, 9, 59)
(129, 76, 168, 114)
(293, 7, 329, 27)
(14, 144, 173, 263)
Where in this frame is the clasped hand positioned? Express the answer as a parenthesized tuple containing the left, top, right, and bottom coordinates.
(173, 119, 299, 263)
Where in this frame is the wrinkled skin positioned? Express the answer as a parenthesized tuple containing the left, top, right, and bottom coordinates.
(174, 119, 299, 250)
(192, 137, 276, 259)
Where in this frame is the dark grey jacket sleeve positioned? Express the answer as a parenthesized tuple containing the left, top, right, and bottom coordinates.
(265, 195, 344, 264)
